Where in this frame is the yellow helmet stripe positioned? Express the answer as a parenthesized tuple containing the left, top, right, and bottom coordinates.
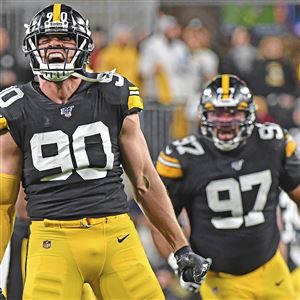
(53, 3, 62, 22)
(221, 74, 230, 100)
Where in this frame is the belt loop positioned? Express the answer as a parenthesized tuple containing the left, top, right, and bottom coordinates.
(44, 219, 61, 227)
(80, 218, 92, 228)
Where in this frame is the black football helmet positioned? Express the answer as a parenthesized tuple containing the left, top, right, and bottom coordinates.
(199, 74, 256, 151)
(22, 3, 94, 81)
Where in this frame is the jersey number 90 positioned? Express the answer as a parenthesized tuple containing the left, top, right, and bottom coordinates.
(30, 121, 114, 181)
(0, 86, 114, 181)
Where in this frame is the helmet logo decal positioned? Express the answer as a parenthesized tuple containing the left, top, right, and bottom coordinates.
(53, 3, 62, 22)
(221, 74, 230, 100)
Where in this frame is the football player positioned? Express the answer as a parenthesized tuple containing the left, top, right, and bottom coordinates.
(0, 3, 210, 299)
(279, 191, 300, 297)
(154, 74, 300, 299)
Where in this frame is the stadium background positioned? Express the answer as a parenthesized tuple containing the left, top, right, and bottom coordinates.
(0, 1, 299, 299)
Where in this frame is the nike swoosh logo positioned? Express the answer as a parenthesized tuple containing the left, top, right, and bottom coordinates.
(275, 279, 284, 286)
(117, 234, 130, 243)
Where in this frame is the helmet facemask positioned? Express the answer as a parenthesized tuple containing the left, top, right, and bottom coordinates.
(22, 4, 94, 82)
(199, 75, 256, 151)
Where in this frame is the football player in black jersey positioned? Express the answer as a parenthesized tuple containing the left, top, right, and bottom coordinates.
(154, 74, 300, 299)
(0, 3, 210, 299)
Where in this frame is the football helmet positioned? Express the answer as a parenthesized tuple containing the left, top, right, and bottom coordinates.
(199, 74, 256, 151)
(22, 3, 94, 81)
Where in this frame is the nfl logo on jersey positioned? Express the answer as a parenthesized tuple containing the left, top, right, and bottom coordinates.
(61, 105, 74, 118)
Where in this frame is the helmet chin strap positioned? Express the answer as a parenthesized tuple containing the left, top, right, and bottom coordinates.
(33, 66, 117, 84)
(73, 69, 116, 83)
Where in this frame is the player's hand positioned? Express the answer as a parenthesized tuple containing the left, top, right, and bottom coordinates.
(168, 249, 211, 293)
(0, 288, 6, 300)
(174, 246, 211, 285)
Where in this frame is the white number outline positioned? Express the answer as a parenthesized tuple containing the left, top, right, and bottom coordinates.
(173, 136, 204, 156)
(257, 123, 283, 140)
(206, 170, 272, 229)
(0, 86, 24, 108)
(0, 87, 115, 181)
(30, 121, 115, 181)
(46, 12, 53, 22)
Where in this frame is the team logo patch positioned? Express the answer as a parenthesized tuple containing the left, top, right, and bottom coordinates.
(60, 105, 74, 118)
(43, 240, 52, 249)
(231, 159, 244, 171)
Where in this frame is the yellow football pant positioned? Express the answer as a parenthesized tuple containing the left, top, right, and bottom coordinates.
(23, 213, 165, 300)
(201, 251, 296, 300)
(291, 267, 300, 299)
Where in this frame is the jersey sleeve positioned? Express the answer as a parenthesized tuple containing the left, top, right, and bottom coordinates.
(0, 85, 26, 147)
(121, 78, 143, 117)
(156, 144, 186, 216)
(0, 111, 9, 134)
(280, 131, 300, 192)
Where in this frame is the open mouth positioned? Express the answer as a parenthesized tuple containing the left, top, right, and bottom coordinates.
(47, 52, 66, 64)
(215, 124, 237, 141)
(217, 131, 235, 141)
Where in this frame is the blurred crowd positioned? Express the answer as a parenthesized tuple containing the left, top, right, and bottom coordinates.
(1, 12, 299, 141)
(86, 13, 300, 139)
(1, 10, 300, 300)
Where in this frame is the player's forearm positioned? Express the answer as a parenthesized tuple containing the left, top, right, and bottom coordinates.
(0, 173, 20, 261)
(0, 205, 15, 261)
(150, 225, 173, 258)
(135, 174, 188, 252)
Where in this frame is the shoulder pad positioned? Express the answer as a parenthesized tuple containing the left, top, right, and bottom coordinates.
(255, 123, 284, 140)
(82, 71, 143, 111)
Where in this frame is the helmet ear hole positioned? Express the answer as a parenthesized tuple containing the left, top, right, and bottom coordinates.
(199, 74, 256, 151)
(23, 3, 94, 81)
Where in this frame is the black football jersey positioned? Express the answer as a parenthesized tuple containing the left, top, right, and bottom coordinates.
(0, 73, 143, 219)
(156, 124, 300, 275)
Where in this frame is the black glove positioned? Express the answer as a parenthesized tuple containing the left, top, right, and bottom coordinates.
(0, 289, 6, 300)
(168, 252, 201, 293)
(174, 246, 211, 285)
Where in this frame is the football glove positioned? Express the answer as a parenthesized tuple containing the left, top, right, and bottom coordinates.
(0, 288, 6, 300)
(174, 246, 211, 286)
(168, 248, 211, 293)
